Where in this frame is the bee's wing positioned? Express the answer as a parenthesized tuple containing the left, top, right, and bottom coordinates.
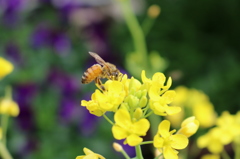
(89, 52, 106, 65)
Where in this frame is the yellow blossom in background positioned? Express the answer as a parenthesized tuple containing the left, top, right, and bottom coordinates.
(216, 111, 240, 138)
(153, 120, 188, 159)
(0, 98, 20, 117)
(76, 148, 105, 159)
(0, 57, 14, 79)
(201, 154, 220, 159)
(112, 109, 150, 146)
(197, 127, 231, 154)
(197, 111, 240, 154)
(168, 86, 216, 128)
(177, 116, 199, 137)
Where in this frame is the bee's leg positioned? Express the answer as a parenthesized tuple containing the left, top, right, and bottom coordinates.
(95, 78, 106, 91)
(118, 73, 123, 81)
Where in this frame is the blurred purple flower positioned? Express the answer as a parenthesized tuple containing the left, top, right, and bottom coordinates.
(30, 25, 71, 55)
(58, 97, 80, 123)
(79, 108, 99, 136)
(4, 42, 22, 65)
(14, 83, 38, 130)
(47, 69, 79, 95)
(78, 93, 99, 136)
(0, 0, 38, 27)
(51, 33, 71, 55)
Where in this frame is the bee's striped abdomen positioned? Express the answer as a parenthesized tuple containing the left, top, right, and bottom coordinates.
(81, 64, 102, 84)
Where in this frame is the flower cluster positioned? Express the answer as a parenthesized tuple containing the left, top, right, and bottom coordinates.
(167, 86, 217, 128)
(79, 70, 199, 159)
(197, 111, 240, 154)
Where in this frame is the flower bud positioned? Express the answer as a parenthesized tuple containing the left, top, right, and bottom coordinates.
(128, 95, 139, 108)
(177, 116, 199, 137)
(113, 142, 123, 152)
(148, 5, 161, 19)
(0, 98, 20, 117)
(139, 96, 147, 108)
(133, 108, 143, 119)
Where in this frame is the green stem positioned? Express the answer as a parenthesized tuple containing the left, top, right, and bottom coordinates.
(103, 114, 114, 125)
(5, 86, 12, 100)
(135, 145, 143, 159)
(221, 148, 231, 159)
(1, 114, 9, 146)
(120, 148, 131, 159)
(140, 141, 153, 145)
(144, 111, 153, 118)
(234, 138, 240, 159)
(118, 0, 148, 68)
(142, 17, 155, 37)
(154, 152, 163, 159)
(0, 141, 13, 159)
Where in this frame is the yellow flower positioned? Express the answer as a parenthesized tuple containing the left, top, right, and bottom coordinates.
(112, 109, 150, 146)
(170, 86, 216, 128)
(0, 98, 20, 117)
(201, 154, 220, 159)
(81, 92, 106, 117)
(0, 57, 14, 79)
(96, 80, 125, 112)
(197, 127, 230, 154)
(149, 90, 181, 116)
(81, 80, 125, 116)
(153, 120, 188, 159)
(141, 70, 172, 91)
(177, 116, 199, 137)
(76, 147, 105, 159)
(216, 111, 240, 138)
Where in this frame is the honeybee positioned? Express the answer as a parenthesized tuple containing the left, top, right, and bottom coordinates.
(81, 52, 122, 90)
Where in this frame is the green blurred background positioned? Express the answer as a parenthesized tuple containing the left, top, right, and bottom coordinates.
(0, 0, 239, 158)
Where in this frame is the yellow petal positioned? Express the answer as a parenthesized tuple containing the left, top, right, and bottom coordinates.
(152, 72, 166, 86)
(83, 148, 94, 155)
(149, 86, 161, 101)
(114, 109, 131, 128)
(162, 90, 176, 104)
(153, 135, 164, 148)
(198, 133, 211, 148)
(170, 134, 188, 149)
(0, 57, 14, 79)
(133, 118, 150, 136)
(141, 70, 151, 83)
(112, 125, 128, 140)
(158, 120, 171, 138)
(163, 146, 178, 159)
(106, 81, 123, 93)
(208, 140, 223, 154)
(81, 100, 88, 107)
(126, 134, 143, 146)
(201, 154, 220, 159)
(165, 106, 181, 115)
